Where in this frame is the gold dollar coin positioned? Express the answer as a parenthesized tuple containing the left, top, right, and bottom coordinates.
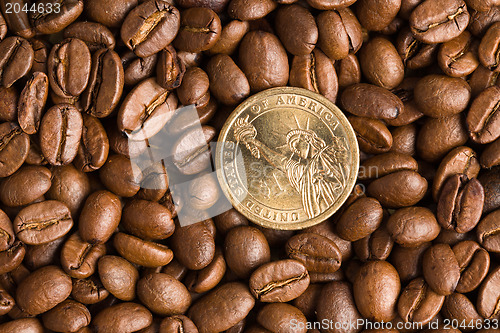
(215, 87, 359, 230)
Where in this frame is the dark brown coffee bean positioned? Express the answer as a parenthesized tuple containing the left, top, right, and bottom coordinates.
(317, 8, 362, 61)
(410, 0, 470, 44)
(477, 209, 500, 252)
(423, 244, 460, 296)
(0, 86, 18, 122)
(224, 225, 270, 278)
(360, 152, 418, 181)
(348, 116, 393, 154)
(387, 207, 440, 247)
(41, 299, 90, 333)
(437, 175, 484, 233)
(396, 26, 438, 70)
(208, 19, 249, 55)
(0, 37, 34, 88)
(304, 220, 353, 262)
(47, 38, 90, 98)
(466, 85, 500, 144)
(74, 114, 109, 172)
(479, 22, 500, 71)
(117, 77, 177, 141)
(137, 273, 191, 316)
(0, 318, 44, 332)
(157, 45, 185, 89)
(122, 199, 175, 240)
(336, 53, 361, 89)
(85, 0, 138, 28)
(353, 224, 394, 261)
(185, 246, 225, 293)
(159, 315, 198, 333)
(172, 125, 216, 175)
(341, 83, 403, 120)
(81, 49, 124, 119)
(92, 302, 153, 333)
(353, 261, 401, 322)
(98, 255, 138, 301)
(227, 0, 276, 21)
(207, 54, 250, 106)
(336, 197, 383, 242)
(438, 31, 479, 77)
(477, 266, 500, 319)
(391, 242, 430, 284)
(359, 37, 404, 90)
(17, 72, 48, 135)
(356, 0, 401, 31)
(16, 265, 72, 315)
(0, 166, 51, 207)
(0, 285, 14, 315)
(121, 0, 180, 58)
(249, 259, 310, 302)
(188, 282, 255, 332)
(0, 240, 25, 274)
(452, 240, 490, 293)
(107, 120, 148, 158)
(286, 233, 341, 273)
(479, 167, 500, 213)
(433, 146, 481, 200)
(289, 48, 338, 103)
(78, 190, 121, 244)
(13, 200, 73, 246)
(71, 276, 109, 305)
(257, 303, 307, 333)
(275, 4, 317, 56)
(174, 7, 221, 52)
(213, 208, 248, 235)
(99, 154, 142, 197)
(170, 220, 215, 270)
(481, 138, 500, 168)
(60, 232, 106, 279)
(122, 51, 158, 87)
(292, 283, 322, 319)
(239, 30, 289, 92)
(442, 292, 483, 324)
(397, 277, 445, 325)
(24, 236, 66, 271)
(39, 104, 83, 166)
(469, 64, 500, 97)
(114, 232, 173, 267)
(0, 0, 34, 38)
(64, 21, 116, 51)
(0, 209, 13, 252)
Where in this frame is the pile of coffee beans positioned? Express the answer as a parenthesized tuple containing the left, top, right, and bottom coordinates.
(0, 0, 499, 332)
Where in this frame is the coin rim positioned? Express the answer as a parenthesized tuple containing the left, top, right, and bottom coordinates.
(215, 87, 359, 230)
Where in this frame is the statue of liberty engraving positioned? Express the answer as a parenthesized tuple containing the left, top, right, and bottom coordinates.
(234, 116, 349, 219)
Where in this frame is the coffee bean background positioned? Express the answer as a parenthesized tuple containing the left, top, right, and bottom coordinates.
(0, 0, 499, 332)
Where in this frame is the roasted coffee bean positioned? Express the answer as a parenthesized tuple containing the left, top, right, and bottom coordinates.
(389, 124, 418, 156)
(387, 207, 440, 247)
(174, 7, 221, 52)
(466, 85, 500, 144)
(286, 233, 341, 273)
(359, 37, 404, 90)
(416, 114, 468, 163)
(41, 299, 90, 333)
(367, 170, 427, 208)
(64, 21, 116, 51)
(185, 247, 225, 293)
(25, 237, 65, 271)
(122, 199, 174, 240)
(113, 232, 173, 267)
(275, 5, 317, 56)
(452, 240, 490, 293)
(172, 125, 216, 175)
(0, 209, 13, 252)
(479, 22, 500, 71)
(16, 265, 72, 315)
(336, 53, 361, 89)
(477, 209, 500, 252)
(0, 86, 18, 122)
(0, 240, 25, 274)
(481, 138, 500, 168)
(438, 31, 479, 77)
(289, 48, 338, 103)
(13, 200, 73, 245)
(0, 166, 51, 207)
(359, 152, 418, 181)
(17, 72, 49, 135)
(122, 51, 158, 87)
(170, 220, 215, 270)
(157, 45, 185, 89)
(0, 0, 34, 38)
(99, 154, 142, 197)
(317, 8, 362, 61)
(249, 259, 310, 302)
(78, 190, 121, 244)
(353, 224, 394, 261)
(208, 19, 249, 55)
(356, 0, 400, 31)
(188, 282, 254, 332)
(0, 285, 14, 315)
(423, 244, 460, 296)
(353, 261, 401, 322)
(121, 0, 180, 58)
(71, 276, 109, 305)
(414, 75, 471, 118)
(47, 38, 90, 98)
(159, 315, 198, 333)
(85, 0, 138, 28)
(437, 175, 484, 233)
(257, 303, 307, 333)
(396, 26, 438, 70)
(397, 277, 445, 325)
(92, 302, 153, 333)
(433, 146, 481, 200)
(341, 83, 403, 120)
(336, 197, 383, 242)
(477, 266, 500, 319)
(81, 49, 124, 119)
(348, 116, 393, 154)
(39, 104, 83, 166)
(60, 232, 105, 279)
(207, 53, 250, 105)
(239, 30, 289, 92)
(30, 0, 83, 34)
(117, 77, 177, 141)
(98, 255, 138, 301)
(442, 293, 483, 326)
(228, 0, 276, 21)
(74, 114, 109, 172)
(390, 242, 430, 283)
(0, 37, 34, 88)
(410, 0, 469, 44)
